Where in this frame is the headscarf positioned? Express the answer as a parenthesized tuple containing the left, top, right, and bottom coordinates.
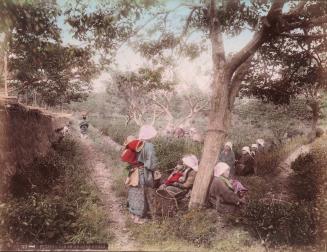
(224, 141, 233, 150)
(182, 155, 199, 171)
(251, 144, 258, 149)
(213, 162, 230, 178)
(138, 125, 157, 141)
(241, 146, 251, 155)
(256, 138, 265, 147)
(124, 135, 136, 146)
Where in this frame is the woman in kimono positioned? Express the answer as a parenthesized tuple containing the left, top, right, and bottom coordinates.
(218, 141, 236, 177)
(163, 154, 198, 196)
(235, 146, 256, 176)
(122, 125, 158, 224)
(208, 162, 245, 211)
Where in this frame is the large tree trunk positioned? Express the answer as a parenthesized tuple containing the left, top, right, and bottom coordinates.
(189, 76, 231, 207)
(189, 0, 229, 208)
(4, 50, 8, 96)
(310, 101, 320, 134)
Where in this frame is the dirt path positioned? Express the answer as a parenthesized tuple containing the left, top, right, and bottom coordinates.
(79, 130, 137, 251)
(271, 144, 311, 199)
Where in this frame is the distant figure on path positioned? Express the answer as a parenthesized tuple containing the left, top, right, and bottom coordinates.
(79, 114, 89, 139)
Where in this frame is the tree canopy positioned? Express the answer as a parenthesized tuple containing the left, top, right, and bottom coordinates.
(0, 0, 97, 106)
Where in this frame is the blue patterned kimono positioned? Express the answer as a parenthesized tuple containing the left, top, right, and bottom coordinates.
(127, 142, 157, 217)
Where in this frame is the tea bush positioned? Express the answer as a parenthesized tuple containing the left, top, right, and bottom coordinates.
(289, 153, 318, 201)
(91, 118, 138, 145)
(154, 137, 203, 173)
(0, 137, 111, 247)
(290, 137, 327, 247)
(242, 199, 316, 245)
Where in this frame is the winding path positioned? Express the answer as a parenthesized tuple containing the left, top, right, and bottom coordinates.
(78, 125, 137, 251)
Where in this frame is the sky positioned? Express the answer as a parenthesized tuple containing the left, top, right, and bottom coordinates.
(57, 0, 254, 93)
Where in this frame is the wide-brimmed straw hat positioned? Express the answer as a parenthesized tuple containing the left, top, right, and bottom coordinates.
(182, 154, 199, 171)
(138, 125, 157, 141)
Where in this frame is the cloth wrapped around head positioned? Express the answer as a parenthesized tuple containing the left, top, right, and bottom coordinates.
(214, 162, 230, 178)
(251, 143, 258, 149)
(138, 125, 157, 141)
(241, 146, 251, 155)
(256, 138, 265, 147)
(224, 141, 233, 150)
(182, 154, 199, 171)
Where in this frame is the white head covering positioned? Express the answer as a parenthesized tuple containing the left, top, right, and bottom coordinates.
(251, 144, 258, 149)
(256, 139, 265, 147)
(190, 127, 196, 133)
(182, 155, 199, 171)
(242, 146, 251, 155)
(138, 125, 157, 140)
(124, 135, 136, 146)
(214, 162, 230, 178)
(224, 141, 233, 150)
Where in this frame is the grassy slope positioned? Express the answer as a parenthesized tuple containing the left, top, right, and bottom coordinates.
(71, 94, 327, 251)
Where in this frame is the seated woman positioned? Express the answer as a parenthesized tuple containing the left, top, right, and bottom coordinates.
(218, 141, 236, 177)
(160, 154, 198, 197)
(208, 162, 245, 211)
(235, 146, 256, 176)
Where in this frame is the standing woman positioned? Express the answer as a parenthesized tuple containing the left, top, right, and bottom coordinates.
(218, 141, 236, 177)
(122, 125, 158, 224)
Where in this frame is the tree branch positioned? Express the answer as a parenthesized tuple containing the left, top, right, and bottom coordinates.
(287, 15, 327, 31)
(279, 33, 327, 39)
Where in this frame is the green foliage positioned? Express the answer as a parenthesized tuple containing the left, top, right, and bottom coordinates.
(0, 137, 111, 245)
(97, 119, 139, 145)
(255, 136, 307, 176)
(242, 199, 316, 245)
(154, 137, 202, 172)
(130, 210, 218, 247)
(289, 137, 327, 247)
(1, 0, 97, 106)
(290, 154, 318, 201)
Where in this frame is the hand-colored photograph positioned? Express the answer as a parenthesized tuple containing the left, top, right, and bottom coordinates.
(0, 0, 327, 251)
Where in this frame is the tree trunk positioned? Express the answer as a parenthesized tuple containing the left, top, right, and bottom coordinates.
(310, 101, 319, 134)
(189, 0, 230, 208)
(4, 50, 8, 96)
(189, 78, 231, 207)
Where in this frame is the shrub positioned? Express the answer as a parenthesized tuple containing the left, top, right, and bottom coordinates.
(0, 137, 111, 246)
(92, 118, 138, 145)
(154, 137, 202, 173)
(255, 136, 307, 176)
(242, 199, 316, 245)
(289, 153, 319, 201)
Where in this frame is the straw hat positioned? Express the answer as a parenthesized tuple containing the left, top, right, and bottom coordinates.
(138, 125, 157, 141)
